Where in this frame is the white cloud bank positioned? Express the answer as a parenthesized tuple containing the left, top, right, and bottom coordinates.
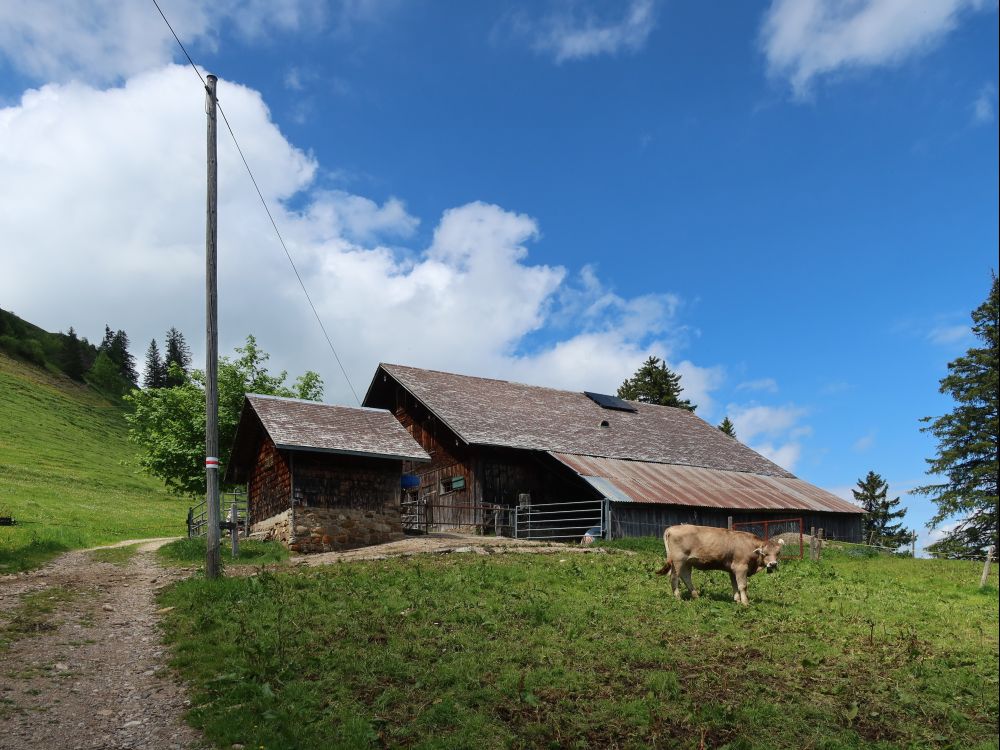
(727, 403, 811, 472)
(0, 0, 381, 85)
(760, 0, 996, 97)
(0, 65, 714, 407)
(511, 0, 658, 64)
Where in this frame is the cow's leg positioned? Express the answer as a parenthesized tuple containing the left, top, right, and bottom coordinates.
(669, 559, 682, 600)
(728, 571, 740, 602)
(679, 563, 699, 599)
(734, 568, 750, 606)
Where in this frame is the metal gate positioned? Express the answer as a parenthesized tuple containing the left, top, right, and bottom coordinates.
(514, 498, 608, 542)
(400, 493, 514, 536)
(732, 517, 804, 560)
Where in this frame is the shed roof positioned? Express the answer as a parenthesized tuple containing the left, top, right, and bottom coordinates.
(365, 363, 793, 477)
(550, 453, 864, 514)
(225, 394, 430, 482)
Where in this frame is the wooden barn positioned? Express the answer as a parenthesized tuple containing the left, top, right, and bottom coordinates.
(362, 364, 865, 542)
(225, 394, 430, 552)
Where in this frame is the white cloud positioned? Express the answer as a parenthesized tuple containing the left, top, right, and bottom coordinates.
(0, 65, 713, 408)
(515, 0, 658, 64)
(0, 0, 382, 85)
(736, 377, 778, 393)
(753, 441, 802, 472)
(852, 431, 876, 452)
(727, 402, 810, 472)
(973, 82, 997, 124)
(927, 323, 970, 345)
(760, 0, 995, 98)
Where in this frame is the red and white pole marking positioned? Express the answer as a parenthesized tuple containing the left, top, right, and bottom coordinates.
(205, 456, 220, 470)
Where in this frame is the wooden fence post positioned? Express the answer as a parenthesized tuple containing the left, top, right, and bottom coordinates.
(810, 526, 817, 561)
(817, 529, 824, 560)
(981, 546, 995, 588)
(911, 532, 916, 558)
(230, 499, 239, 558)
(727, 516, 733, 530)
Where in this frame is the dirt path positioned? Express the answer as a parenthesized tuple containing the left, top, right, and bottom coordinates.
(0, 540, 204, 750)
(294, 531, 620, 567)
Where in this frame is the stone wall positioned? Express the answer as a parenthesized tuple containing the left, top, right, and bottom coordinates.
(248, 498, 406, 553)
(287, 506, 405, 553)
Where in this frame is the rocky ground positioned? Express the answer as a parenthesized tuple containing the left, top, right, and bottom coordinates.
(0, 539, 204, 750)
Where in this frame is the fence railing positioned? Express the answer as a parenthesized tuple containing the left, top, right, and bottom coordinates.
(514, 499, 607, 542)
(400, 496, 513, 536)
(188, 490, 248, 539)
(732, 517, 804, 560)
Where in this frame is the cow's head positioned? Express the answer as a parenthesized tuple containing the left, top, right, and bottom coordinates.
(754, 538, 785, 573)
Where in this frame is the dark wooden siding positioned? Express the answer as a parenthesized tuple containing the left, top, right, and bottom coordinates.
(248, 438, 291, 525)
(292, 452, 401, 513)
(609, 504, 863, 543)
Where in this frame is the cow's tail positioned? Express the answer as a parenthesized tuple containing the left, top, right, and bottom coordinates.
(656, 529, 672, 575)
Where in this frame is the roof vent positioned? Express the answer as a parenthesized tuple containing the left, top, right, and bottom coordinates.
(585, 391, 638, 413)
(599, 419, 610, 428)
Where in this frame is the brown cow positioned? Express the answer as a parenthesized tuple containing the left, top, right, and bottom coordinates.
(656, 524, 784, 606)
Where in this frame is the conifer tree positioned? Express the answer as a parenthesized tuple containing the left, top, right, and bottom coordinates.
(853, 471, 910, 548)
(143, 339, 166, 389)
(718, 417, 736, 437)
(617, 356, 696, 411)
(59, 327, 86, 381)
(108, 330, 137, 388)
(916, 273, 999, 557)
(164, 327, 192, 387)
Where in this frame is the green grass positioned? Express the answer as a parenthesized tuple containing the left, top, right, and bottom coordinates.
(89, 544, 140, 567)
(158, 542, 999, 750)
(157, 537, 289, 568)
(0, 352, 189, 573)
(0, 587, 79, 652)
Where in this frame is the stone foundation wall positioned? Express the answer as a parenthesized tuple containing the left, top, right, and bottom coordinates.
(249, 509, 293, 545)
(288, 506, 405, 553)
(250, 506, 405, 552)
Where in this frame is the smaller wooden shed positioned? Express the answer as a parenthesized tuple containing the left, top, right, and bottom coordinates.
(225, 394, 430, 552)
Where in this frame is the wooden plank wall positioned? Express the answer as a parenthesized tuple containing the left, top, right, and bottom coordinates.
(247, 438, 291, 525)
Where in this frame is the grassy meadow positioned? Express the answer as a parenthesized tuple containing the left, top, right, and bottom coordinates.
(0, 352, 189, 572)
(158, 542, 999, 750)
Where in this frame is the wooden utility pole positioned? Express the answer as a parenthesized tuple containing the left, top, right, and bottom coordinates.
(204, 74, 221, 579)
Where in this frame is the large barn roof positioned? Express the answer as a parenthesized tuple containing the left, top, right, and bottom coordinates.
(366, 363, 793, 477)
(225, 394, 430, 482)
(549, 453, 863, 514)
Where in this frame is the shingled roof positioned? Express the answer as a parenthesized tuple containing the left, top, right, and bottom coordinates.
(226, 394, 430, 483)
(365, 363, 794, 478)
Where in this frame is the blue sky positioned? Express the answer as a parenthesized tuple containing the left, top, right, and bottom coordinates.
(0, 0, 996, 551)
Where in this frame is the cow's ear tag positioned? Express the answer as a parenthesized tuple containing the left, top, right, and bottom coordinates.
(753, 547, 763, 556)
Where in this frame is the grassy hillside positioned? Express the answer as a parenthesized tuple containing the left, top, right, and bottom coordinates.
(0, 352, 189, 572)
(159, 543, 998, 749)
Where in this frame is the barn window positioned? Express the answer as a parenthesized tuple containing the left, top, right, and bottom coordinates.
(440, 476, 466, 494)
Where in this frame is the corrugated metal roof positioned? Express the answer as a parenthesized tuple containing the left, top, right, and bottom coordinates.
(246, 394, 431, 462)
(369, 363, 794, 478)
(551, 452, 864, 514)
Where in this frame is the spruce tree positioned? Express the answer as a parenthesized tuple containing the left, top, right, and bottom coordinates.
(915, 273, 999, 557)
(143, 339, 166, 389)
(107, 330, 137, 388)
(718, 417, 736, 437)
(59, 327, 86, 381)
(164, 327, 192, 387)
(617, 356, 696, 411)
(853, 471, 910, 548)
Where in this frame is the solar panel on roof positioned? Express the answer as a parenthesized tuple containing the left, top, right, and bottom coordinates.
(584, 391, 638, 412)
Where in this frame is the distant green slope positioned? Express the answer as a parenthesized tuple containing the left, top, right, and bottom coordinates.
(0, 352, 189, 572)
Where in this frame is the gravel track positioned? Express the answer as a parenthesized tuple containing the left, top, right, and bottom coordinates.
(0, 540, 204, 750)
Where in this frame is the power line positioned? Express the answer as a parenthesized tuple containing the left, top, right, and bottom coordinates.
(150, 0, 361, 405)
